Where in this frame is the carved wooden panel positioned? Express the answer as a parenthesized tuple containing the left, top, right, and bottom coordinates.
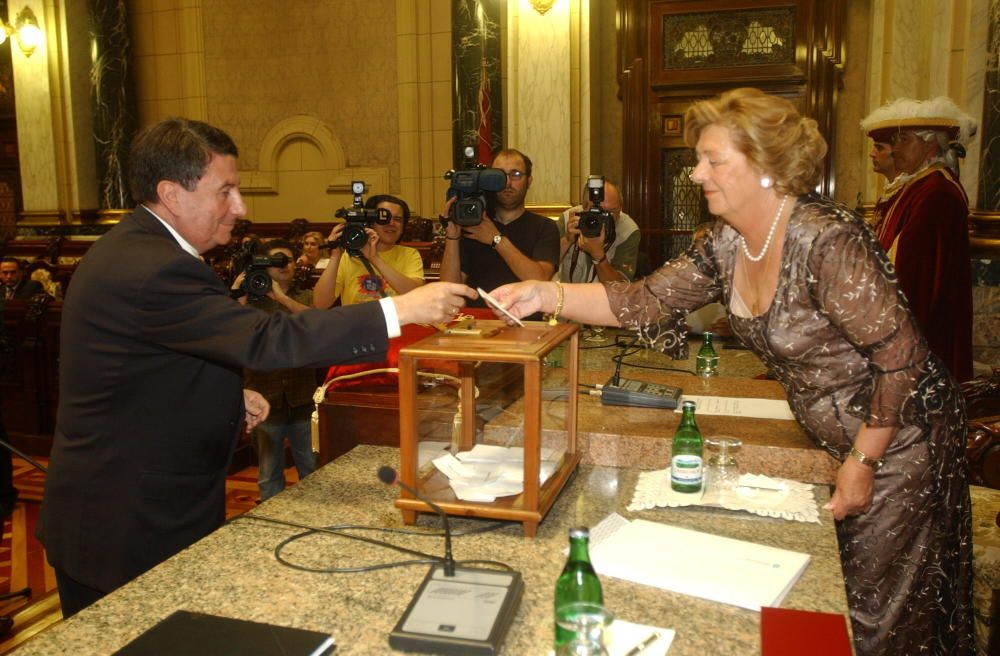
(619, 0, 844, 266)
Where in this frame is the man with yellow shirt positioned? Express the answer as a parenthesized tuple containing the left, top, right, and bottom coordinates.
(313, 194, 425, 308)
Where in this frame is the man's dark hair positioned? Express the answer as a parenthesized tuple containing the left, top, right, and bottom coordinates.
(128, 117, 239, 205)
(492, 148, 533, 177)
(365, 194, 411, 227)
(0, 257, 22, 268)
(259, 238, 299, 259)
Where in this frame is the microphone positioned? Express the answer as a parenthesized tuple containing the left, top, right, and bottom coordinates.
(378, 466, 455, 576)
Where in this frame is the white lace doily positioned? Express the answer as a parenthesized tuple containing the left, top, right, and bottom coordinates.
(627, 469, 820, 523)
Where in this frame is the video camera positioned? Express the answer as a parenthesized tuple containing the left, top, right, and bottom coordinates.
(231, 239, 290, 299)
(332, 181, 390, 253)
(443, 147, 507, 226)
(576, 175, 616, 246)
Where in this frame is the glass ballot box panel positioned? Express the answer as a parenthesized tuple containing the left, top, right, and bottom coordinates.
(396, 320, 580, 537)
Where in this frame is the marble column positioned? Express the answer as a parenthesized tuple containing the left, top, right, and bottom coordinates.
(90, 0, 136, 210)
(979, 0, 1000, 211)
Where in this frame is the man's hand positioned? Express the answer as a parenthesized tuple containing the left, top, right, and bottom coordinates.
(392, 282, 478, 325)
(325, 223, 346, 256)
(440, 197, 462, 240)
(461, 215, 501, 245)
(823, 457, 875, 520)
(576, 225, 606, 260)
(243, 389, 270, 433)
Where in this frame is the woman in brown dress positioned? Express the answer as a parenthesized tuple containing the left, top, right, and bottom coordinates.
(491, 88, 973, 656)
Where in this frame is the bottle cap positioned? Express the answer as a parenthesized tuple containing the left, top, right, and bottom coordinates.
(682, 399, 696, 409)
(568, 527, 590, 539)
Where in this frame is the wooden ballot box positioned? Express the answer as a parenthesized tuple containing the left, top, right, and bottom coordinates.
(396, 320, 579, 537)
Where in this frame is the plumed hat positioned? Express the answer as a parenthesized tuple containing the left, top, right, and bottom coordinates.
(860, 96, 977, 144)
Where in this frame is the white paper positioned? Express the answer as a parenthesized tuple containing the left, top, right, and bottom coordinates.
(608, 620, 675, 656)
(590, 519, 811, 611)
(677, 395, 795, 420)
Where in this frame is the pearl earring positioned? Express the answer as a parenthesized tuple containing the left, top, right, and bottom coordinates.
(760, 176, 773, 189)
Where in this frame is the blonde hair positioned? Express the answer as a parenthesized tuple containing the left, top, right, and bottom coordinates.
(683, 88, 827, 196)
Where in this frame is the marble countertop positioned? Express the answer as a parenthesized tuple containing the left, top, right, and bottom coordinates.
(14, 446, 850, 655)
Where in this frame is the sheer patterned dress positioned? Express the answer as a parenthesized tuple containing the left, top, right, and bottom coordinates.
(605, 195, 973, 655)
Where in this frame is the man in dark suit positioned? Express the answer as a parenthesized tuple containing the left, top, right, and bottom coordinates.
(0, 258, 43, 300)
(38, 118, 475, 618)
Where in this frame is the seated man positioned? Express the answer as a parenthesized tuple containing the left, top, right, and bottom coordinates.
(313, 194, 425, 308)
(557, 178, 639, 283)
(232, 239, 316, 501)
(0, 257, 44, 300)
(439, 149, 560, 318)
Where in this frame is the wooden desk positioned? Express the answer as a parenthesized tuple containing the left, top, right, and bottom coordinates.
(13, 446, 851, 655)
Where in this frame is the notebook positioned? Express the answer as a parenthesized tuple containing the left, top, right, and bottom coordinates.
(589, 518, 811, 611)
(113, 610, 336, 655)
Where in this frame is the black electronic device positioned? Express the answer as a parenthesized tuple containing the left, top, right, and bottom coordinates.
(331, 180, 390, 253)
(598, 376, 682, 409)
(443, 147, 507, 227)
(577, 175, 615, 242)
(230, 239, 290, 300)
(378, 466, 523, 655)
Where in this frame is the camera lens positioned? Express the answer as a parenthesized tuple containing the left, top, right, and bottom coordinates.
(246, 271, 271, 295)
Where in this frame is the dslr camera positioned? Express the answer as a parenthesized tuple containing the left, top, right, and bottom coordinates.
(443, 147, 508, 226)
(232, 239, 290, 299)
(576, 175, 616, 245)
(333, 181, 390, 253)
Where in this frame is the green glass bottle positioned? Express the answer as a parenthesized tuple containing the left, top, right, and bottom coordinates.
(696, 331, 719, 377)
(671, 400, 704, 493)
(554, 526, 603, 648)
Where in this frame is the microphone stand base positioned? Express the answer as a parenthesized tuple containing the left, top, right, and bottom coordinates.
(388, 564, 523, 655)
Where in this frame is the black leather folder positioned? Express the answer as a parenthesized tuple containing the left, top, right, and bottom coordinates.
(114, 610, 336, 655)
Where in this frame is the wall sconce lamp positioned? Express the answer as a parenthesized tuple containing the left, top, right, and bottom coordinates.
(0, 7, 43, 57)
(530, 0, 557, 15)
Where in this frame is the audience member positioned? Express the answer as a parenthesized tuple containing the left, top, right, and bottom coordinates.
(863, 96, 976, 381)
(233, 239, 317, 501)
(313, 194, 425, 308)
(439, 148, 560, 317)
(297, 231, 329, 270)
(0, 258, 43, 300)
(557, 179, 639, 283)
(38, 117, 476, 618)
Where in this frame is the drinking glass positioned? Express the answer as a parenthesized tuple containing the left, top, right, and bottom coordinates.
(555, 602, 614, 656)
(704, 436, 742, 503)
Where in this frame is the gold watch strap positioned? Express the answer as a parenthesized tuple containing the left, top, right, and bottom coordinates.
(849, 446, 884, 471)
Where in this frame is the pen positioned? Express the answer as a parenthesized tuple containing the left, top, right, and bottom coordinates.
(624, 630, 660, 655)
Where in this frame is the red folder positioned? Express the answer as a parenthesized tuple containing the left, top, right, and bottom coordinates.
(760, 607, 852, 656)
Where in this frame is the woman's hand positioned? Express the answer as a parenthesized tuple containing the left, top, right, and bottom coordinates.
(361, 228, 380, 261)
(326, 224, 346, 255)
(489, 281, 554, 321)
(823, 457, 875, 520)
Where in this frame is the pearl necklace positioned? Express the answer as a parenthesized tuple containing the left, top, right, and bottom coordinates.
(739, 194, 789, 263)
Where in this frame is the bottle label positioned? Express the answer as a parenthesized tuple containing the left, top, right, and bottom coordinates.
(671, 455, 703, 484)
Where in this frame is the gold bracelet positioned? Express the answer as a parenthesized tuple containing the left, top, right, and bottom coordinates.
(548, 281, 564, 326)
(849, 446, 884, 471)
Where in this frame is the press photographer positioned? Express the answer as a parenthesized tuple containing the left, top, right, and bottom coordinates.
(558, 177, 640, 283)
(313, 193, 425, 308)
(439, 148, 560, 319)
(229, 239, 292, 300)
(230, 239, 316, 502)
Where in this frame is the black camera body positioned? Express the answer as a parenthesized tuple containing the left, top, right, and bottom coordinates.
(444, 165, 507, 226)
(232, 240, 290, 299)
(577, 175, 616, 245)
(332, 181, 390, 253)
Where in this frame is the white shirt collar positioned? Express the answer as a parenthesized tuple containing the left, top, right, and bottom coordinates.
(141, 204, 201, 258)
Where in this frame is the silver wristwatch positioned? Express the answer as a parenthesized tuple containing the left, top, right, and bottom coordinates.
(491, 234, 503, 249)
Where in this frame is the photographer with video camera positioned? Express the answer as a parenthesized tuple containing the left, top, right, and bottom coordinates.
(313, 193, 425, 309)
(230, 239, 315, 500)
(558, 177, 639, 283)
(439, 149, 560, 319)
